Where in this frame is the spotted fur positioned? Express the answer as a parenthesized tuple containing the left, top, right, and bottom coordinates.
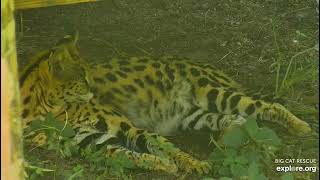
(20, 33, 311, 176)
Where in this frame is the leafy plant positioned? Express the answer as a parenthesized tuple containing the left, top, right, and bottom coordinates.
(24, 161, 55, 180)
(24, 112, 78, 157)
(206, 119, 293, 179)
(24, 113, 134, 179)
(66, 165, 84, 180)
(80, 143, 134, 179)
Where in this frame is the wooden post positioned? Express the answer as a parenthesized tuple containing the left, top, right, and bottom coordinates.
(14, 0, 99, 10)
(1, 0, 24, 179)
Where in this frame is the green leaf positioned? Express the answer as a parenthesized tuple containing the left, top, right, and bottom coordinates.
(225, 149, 237, 157)
(45, 112, 55, 121)
(223, 127, 247, 148)
(223, 155, 235, 166)
(45, 114, 64, 130)
(219, 178, 233, 180)
(35, 168, 43, 175)
(67, 166, 83, 180)
(61, 126, 76, 138)
(62, 147, 72, 157)
(31, 113, 75, 138)
(281, 173, 294, 180)
(243, 119, 259, 138)
(247, 161, 270, 180)
(209, 147, 225, 162)
(255, 127, 281, 145)
(230, 163, 247, 177)
(29, 120, 43, 131)
(248, 162, 259, 180)
(259, 175, 268, 180)
(314, 43, 319, 51)
(107, 152, 135, 169)
(234, 155, 248, 165)
(218, 166, 231, 177)
(243, 150, 259, 163)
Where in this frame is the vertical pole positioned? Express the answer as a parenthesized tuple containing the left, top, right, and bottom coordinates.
(1, 0, 24, 179)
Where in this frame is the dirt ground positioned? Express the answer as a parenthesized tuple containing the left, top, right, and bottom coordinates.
(16, 0, 319, 179)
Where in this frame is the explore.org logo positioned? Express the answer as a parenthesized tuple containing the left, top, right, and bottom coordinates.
(274, 158, 318, 173)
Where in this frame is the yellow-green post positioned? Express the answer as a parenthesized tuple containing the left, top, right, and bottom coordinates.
(1, 0, 24, 179)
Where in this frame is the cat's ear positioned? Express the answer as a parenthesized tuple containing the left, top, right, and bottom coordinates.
(54, 30, 79, 48)
(70, 30, 79, 46)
